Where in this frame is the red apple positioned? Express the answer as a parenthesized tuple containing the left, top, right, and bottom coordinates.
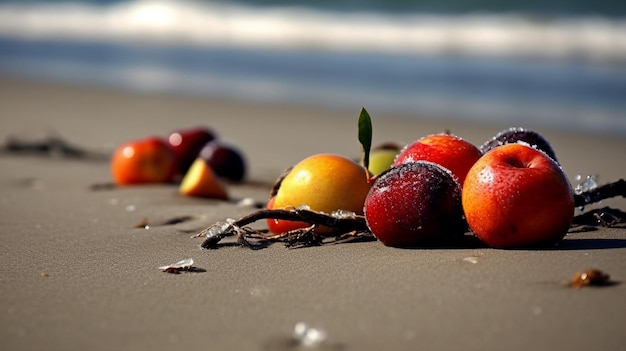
(167, 126, 217, 175)
(364, 161, 466, 247)
(462, 143, 574, 248)
(179, 158, 228, 200)
(393, 133, 482, 185)
(110, 137, 177, 185)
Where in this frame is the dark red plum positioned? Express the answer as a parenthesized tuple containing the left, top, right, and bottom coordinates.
(199, 140, 246, 182)
(364, 161, 466, 247)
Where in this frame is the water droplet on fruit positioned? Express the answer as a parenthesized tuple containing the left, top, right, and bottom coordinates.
(477, 169, 494, 184)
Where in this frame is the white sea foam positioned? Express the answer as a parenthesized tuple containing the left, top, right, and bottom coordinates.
(0, 0, 624, 63)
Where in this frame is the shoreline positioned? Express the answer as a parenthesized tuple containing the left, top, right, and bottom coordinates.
(0, 76, 624, 351)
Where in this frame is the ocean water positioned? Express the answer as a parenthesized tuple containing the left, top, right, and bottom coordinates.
(0, 0, 624, 136)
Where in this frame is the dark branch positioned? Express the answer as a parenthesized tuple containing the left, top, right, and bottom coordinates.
(574, 179, 626, 208)
(1, 135, 108, 161)
(198, 208, 368, 249)
(233, 208, 368, 232)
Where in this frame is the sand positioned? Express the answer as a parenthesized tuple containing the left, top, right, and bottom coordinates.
(0, 77, 625, 351)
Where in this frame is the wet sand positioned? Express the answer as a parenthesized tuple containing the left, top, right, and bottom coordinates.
(0, 77, 624, 351)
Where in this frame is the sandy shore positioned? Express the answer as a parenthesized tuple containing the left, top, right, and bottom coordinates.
(0, 77, 624, 351)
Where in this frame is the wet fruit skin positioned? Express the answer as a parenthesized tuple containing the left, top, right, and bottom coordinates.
(199, 140, 246, 182)
(479, 127, 558, 163)
(271, 153, 372, 234)
(462, 143, 574, 248)
(393, 133, 482, 185)
(167, 126, 217, 175)
(111, 137, 177, 185)
(364, 161, 466, 247)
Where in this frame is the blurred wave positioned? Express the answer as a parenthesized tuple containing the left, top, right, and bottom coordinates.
(0, 0, 624, 136)
(0, 0, 624, 63)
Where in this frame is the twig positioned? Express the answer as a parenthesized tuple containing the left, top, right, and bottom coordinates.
(574, 179, 626, 208)
(234, 208, 368, 232)
(198, 208, 369, 249)
(1, 135, 108, 161)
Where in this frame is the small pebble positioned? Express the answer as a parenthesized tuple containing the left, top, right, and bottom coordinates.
(569, 268, 610, 288)
(463, 256, 479, 264)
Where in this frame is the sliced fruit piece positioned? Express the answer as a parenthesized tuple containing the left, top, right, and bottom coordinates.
(179, 158, 228, 200)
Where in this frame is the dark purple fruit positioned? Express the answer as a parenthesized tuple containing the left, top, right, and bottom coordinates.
(480, 127, 558, 163)
(199, 140, 246, 182)
(364, 161, 466, 247)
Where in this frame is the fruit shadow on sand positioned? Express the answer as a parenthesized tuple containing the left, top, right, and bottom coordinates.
(554, 236, 626, 251)
(394, 225, 626, 251)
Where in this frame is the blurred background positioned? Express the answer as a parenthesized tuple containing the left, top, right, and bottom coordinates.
(0, 0, 624, 136)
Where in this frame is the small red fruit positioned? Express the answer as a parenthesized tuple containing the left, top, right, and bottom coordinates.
(167, 126, 217, 174)
(393, 133, 482, 185)
(364, 161, 466, 247)
(265, 196, 309, 234)
(462, 143, 574, 248)
(111, 137, 177, 185)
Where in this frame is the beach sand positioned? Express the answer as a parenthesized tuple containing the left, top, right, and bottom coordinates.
(1, 77, 624, 351)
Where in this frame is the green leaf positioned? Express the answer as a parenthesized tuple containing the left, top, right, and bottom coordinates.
(358, 107, 373, 174)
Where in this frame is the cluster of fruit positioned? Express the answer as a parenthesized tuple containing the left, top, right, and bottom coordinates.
(110, 126, 246, 199)
(266, 126, 575, 249)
